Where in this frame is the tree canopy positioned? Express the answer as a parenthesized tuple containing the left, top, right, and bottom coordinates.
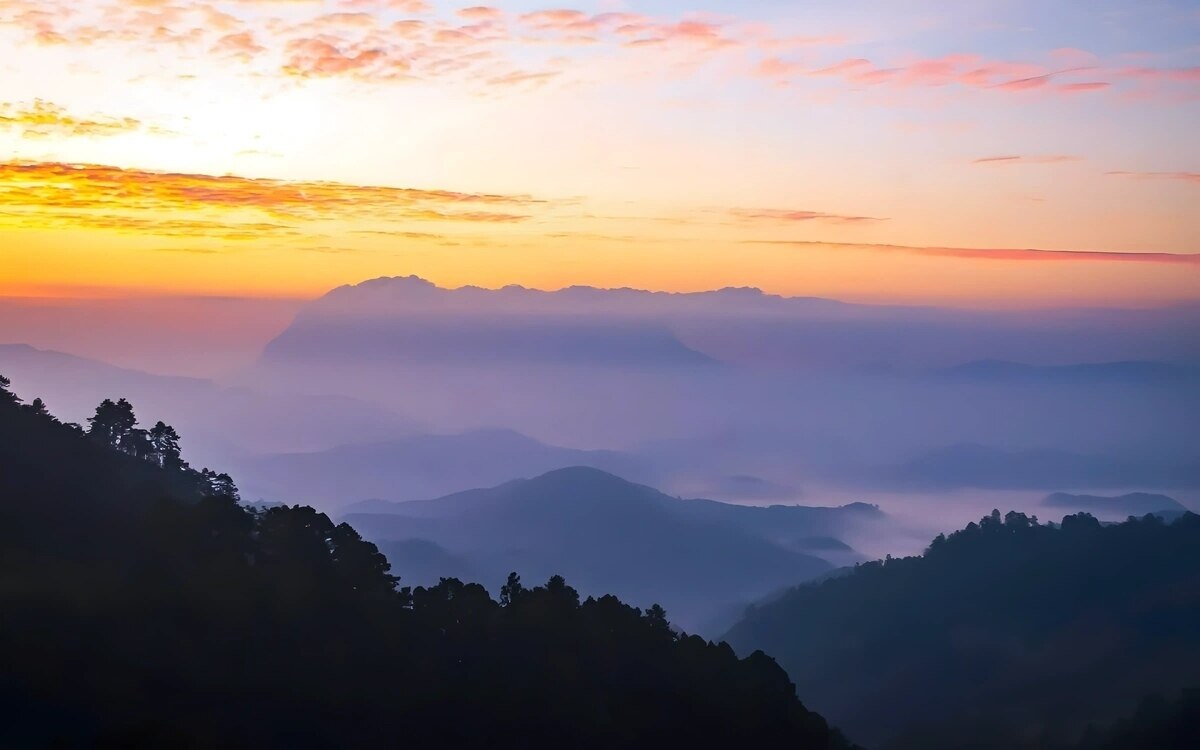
(726, 507, 1200, 749)
(0, 377, 855, 749)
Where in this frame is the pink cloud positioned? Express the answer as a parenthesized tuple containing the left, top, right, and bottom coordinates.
(799, 54, 1125, 98)
(749, 239, 1200, 265)
(313, 12, 377, 30)
(339, 0, 430, 11)
(756, 57, 805, 78)
(972, 155, 1081, 165)
(457, 7, 503, 21)
(283, 37, 394, 78)
(992, 72, 1058, 91)
(488, 70, 560, 87)
(25, 0, 1182, 108)
(391, 19, 425, 37)
(1057, 81, 1111, 93)
(1106, 171, 1200, 185)
(519, 9, 591, 31)
(730, 208, 887, 224)
(1118, 66, 1200, 82)
(212, 31, 264, 61)
(812, 58, 872, 76)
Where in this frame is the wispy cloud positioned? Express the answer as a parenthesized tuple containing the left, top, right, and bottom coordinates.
(973, 155, 1082, 165)
(1117, 66, 1200, 83)
(0, 100, 146, 138)
(0, 0, 837, 92)
(0, 160, 546, 239)
(755, 49, 1200, 102)
(1056, 81, 1111, 93)
(730, 208, 887, 225)
(796, 54, 1109, 96)
(1105, 171, 1200, 184)
(746, 239, 1200, 265)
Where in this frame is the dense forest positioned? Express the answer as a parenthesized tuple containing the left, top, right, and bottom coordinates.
(726, 505, 1200, 749)
(0, 375, 855, 749)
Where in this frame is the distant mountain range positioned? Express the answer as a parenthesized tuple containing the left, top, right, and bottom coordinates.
(887, 443, 1200, 490)
(257, 275, 1200, 371)
(0, 344, 417, 462)
(932, 359, 1200, 384)
(231, 275, 1200, 471)
(264, 315, 717, 367)
(344, 466, 880, 633)
(262, 276, 722, 368)
(1042, 492, 1187, 519)
(243, 429, 654, 509)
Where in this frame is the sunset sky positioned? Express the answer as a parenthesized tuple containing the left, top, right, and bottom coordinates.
(2, 0, 1199, 306)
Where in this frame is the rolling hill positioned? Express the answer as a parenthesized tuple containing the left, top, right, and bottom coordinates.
(0, 375, 857, 749)
(242, 429, 653, 510)
(345, 467, 877, 632)
(724, 509, 1200, 749)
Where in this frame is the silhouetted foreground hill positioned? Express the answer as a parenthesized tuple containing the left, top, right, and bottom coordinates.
(725, 509, 1200, 749)
(343, 467, 876, 631)
(0, 377, 854, 749)
(1076, 690, 1200, 749)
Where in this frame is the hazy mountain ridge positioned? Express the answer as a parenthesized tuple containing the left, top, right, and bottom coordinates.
(240, 277, 1200, 479)
(304, 274, 854, 318)
(261, 276, 1200, 371)
(262, 314, 718, 366)
(243, 429, 653, 510)
(931, 359, 1200, 384)
(724, 510, 1200, 749)
(0, 344, 418, 461)
(0, 377, 856, 749)
(344, 467, 872, 632)
(1042, 492, 1187, 518)
(887, 443, 1200, 490)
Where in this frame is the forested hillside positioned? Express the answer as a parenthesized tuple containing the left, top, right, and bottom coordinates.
(0, 375, 854, 749)
(725, 507, 1200, 749)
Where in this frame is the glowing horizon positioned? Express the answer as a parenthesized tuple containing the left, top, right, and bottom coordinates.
(2, 0, 1198, 307)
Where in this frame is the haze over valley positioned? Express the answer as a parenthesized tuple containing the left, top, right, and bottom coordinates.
(4, 276, 1197, 632)
(3, 0, 1198, 746)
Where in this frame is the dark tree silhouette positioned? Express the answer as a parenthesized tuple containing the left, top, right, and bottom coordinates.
(500, 570, 525, 606)
(199, 468, 240, 501)
(148, 421, 184, 469)
(26, 397, 49, 417)
(0, 378, 857, 750)
(1077, 690, 1200, 749)
(0, 373, 18, 405)
(87, 397, 139, 451)
(726, 507, 1200, 749)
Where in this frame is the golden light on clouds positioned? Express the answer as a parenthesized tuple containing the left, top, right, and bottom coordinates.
(0, 100, 145, 139)
(0, 0, 1195, 306)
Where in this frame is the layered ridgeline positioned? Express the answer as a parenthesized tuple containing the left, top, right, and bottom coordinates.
(0, 376, 856, 749)
(257, 275, 1200, 371)
(239, 275, 1200, 492)
(344, 467, 878, 633)
(239, 429, 657, 508)
(0, 343, 418, 459)
(724, 509, 1200, 750)
(1041, 491, 1187, 520)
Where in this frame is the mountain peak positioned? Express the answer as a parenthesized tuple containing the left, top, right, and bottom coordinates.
(532, 465, 634, 483)
(314, 275, 842, 308)
(509, 466, 662, 506)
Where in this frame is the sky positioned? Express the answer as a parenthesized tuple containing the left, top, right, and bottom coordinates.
(1, 0, 1199, 307)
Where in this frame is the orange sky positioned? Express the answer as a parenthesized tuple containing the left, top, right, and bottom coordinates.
(1, 0, 1198, 307)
